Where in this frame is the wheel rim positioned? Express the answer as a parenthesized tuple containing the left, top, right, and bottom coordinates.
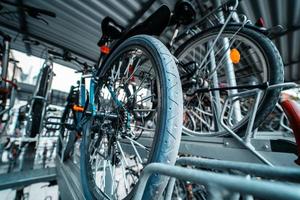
(85, 46, 163, 199)
(177, 31, 268, 136)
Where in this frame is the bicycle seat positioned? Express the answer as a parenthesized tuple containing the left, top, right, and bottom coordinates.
(125, 5, 171, 37)
(280, 99, 300, 165)
(171, 0, 197, 26)
(101, 16, 125, 39)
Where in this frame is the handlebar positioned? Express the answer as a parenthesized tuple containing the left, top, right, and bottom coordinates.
(48, 50, 94, 72)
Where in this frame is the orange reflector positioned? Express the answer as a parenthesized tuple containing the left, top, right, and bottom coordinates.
(73, 105, 84, 112)
(100, 45, 110, 54)
(230, 48, 241, 64)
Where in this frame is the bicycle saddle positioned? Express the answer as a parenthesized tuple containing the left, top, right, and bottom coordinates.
(125, 5, 171, 37)
(171, 0, 197, 26)
(101, 16, 125, 39)
(98, 6, 170, 48)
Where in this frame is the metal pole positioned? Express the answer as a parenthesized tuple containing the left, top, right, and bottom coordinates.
(1, 38, 10, 87)
(165, 177, 176, 200)
(134, 163, 300, 200)
(213, 0, 242, 123)
(209, 44, 224, 131)
(175, 157, 300, 182)
(219, 89, 273, 165)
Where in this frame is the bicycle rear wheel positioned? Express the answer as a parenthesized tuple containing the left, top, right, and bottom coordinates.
(175, 25, 284, 136)
(28, 65, 51, 137)
(80, 35, 183, 199)
(57, 86, 79, 161)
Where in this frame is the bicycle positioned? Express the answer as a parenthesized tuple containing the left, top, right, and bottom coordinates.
(25, 45, 55, 138)
(161, 0, 284, 137)
(53, 13, 183, 199)
(57, 83, 80, 161)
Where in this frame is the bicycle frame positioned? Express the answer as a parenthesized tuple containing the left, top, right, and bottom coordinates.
(78, 74, 96, 116)
(171, 0, 244, 47)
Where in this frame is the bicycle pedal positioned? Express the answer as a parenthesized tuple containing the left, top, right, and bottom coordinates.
(72, 105, 84, 112)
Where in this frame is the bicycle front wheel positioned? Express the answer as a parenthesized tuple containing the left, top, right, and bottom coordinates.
(28, 65, 51, 137)
(175, 25, 284, 136)
(80, 35, 183, 199)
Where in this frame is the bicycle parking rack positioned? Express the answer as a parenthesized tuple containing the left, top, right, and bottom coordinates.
(53, 82, 300, 199)
(0, 167, 56, 190)
(54, 135, 299, 199)
(219, 82, 299, 166)
(134, 157, 300, 200)
(16, 83, 68, 107)
(45, 116, 61, 132)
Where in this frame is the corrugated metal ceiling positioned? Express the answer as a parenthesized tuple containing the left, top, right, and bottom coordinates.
(0, 0, 299, 82)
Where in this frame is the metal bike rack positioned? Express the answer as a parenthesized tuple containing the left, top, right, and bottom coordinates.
(134, 157, 300, 200)
(219, 82, 299, 166)
(51, 82, 300, 199)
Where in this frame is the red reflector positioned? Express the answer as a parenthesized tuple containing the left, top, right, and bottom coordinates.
(256, 17, 265, 27)
(100, 45, 110, 54)
(129, 65, 135, 81)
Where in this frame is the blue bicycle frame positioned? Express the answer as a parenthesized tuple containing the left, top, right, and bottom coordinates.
(78, 76, 96, 117)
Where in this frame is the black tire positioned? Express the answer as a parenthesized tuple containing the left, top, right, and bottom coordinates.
(29, 66, 51, 137)
(29, 100, 43, 137)
(175, 25, 284, 136)
(57, 106, 77, 161)
(80, 35, 183, 199)
(57, 86, 79, 161)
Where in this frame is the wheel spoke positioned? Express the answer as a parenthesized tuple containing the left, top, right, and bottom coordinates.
(129, 140, 143, 164)
(117, 141, 129, 166)
(125, 136, 150, 152)
(120, 159, 129, 194)
(135, 95, 154, 104)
